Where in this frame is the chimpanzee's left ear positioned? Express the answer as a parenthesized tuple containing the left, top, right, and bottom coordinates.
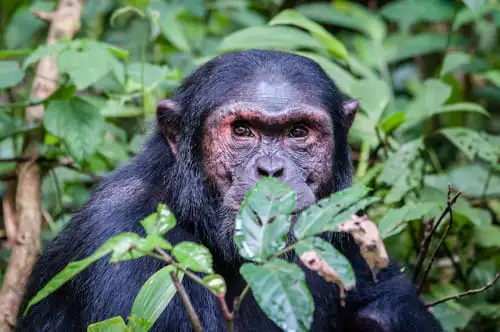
(157, 99, 181, 159)
(343, 99, 359, 129)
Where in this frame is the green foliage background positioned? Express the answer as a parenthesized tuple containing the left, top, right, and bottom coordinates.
(0, 0, 499, 331)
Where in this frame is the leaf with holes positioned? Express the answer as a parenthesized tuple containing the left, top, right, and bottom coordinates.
(294, 186, 373, 239)
(378, 139, 423, 185)
(441, 128, 500, 170)
(234, 178, 295, 262)
(270, 9, 348, 59)
(241, 260, 314, 332)
(295, 237, 355, 288)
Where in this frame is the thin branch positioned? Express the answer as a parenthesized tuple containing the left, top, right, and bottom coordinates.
(169, 271, 203, 332)
(233, 284, 250, 319)
(417, 187, 462, 294)
(413, 218, 435, 283)
(425, 273, 500, 308)
(217, 295, 233, 332)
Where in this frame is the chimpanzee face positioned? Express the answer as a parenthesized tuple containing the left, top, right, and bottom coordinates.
(202, 77, 334, 217)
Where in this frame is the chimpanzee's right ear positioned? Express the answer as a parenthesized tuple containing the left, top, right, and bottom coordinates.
(157, 99, 181, 159)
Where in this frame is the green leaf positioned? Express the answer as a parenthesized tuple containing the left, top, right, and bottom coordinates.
(218, 26, 321, 53)
(202, 274, 226, 295)
(402, 79, 452, 129)
(385, 33, 451, 63)
(380, 112, 405, 133)
(440, 52, 471, 77)
(0, 49, 32, 59)
(440, 128, 499, 170)
(269, 9, 347, 59)
(380, 0, 454, 32)
(482, 70, 500, 87)
(130, 266, 181, 326)
(44, 98, 106, 161)
(297, 2, 386, 40)
(127, 62, 168, 89)
(294, 186, 371, 239)
(23, 233, 141, 315)
(23, 43, 67, 70)
(295, 237, 355, 288)
(151, 3, 192, 53)
(241, 260, 314, 332)
(87, 316, 129, 332)
(141, 204, 176, 236)
(172, 242, 213, 273)
(234, 178, 295, 262)
(296, 52, 356, 95)
(463, 0, 486, 13)
(0, 61, 24, 89)
(378, 202, 440, 238)
(127, 315, 152, 332)
(349, 78, 391, 122)
(435, 102, 489, 116)
(474, 225, 500, 247)
(378, 139, 423, 185)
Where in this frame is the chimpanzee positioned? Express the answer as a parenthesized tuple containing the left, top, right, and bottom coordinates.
(19, 50, 442, 332)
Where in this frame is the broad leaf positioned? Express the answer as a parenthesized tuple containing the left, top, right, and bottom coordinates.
(441, 128, 499, 170)
(130, 266, 182, 326)
(294, 186, 371, 239)
(270, 9, 348, 59)
(380, 112, 405, 133)
(56, 45, 111, 90)
(127, 315, 152, 332)
(474, 225, 500, 248)
(378, 139, 423, 185)
(440, 52, 471, 77)
(141, 204, 176, 236)
(172, 242, 213, 273)
(0, 61, 24, 88)
(218, 26, 321, 53)
(296, 52, 356, 95)
(87, 316, 129, 332)
(295, 237, 355, 288)
(385, 34, 452, 63)
(349, 78, 391, 122)
(378, 202, 440, 238)
(22, 43, 67, 70)
(202, 274, 226, 295)
(482, 70, 500, 87)
(241, 260, 314, 332)
(127, 62, 168, 89)
(44, 98, 106, 161)
(151, 3, 192, 53)
(234, 178, 295, 262)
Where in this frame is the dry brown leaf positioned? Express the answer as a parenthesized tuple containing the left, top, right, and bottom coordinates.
(338, 214, 389, 281)
(300, 250, 346, 306)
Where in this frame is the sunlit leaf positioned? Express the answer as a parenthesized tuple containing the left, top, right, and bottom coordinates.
(202, 274, 226, 295)
(172, 242, 213, 273)
(241, 260, 314, 332)
(87, 316, 129, 332)
(141, 204, 176, 236)
(130, 266, 181, 326)
(482, 70, 500, 87)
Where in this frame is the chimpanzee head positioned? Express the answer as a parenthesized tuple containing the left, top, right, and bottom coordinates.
(157, 50, 358, 263)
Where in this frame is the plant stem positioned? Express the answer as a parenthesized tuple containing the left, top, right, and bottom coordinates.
(169, 271, 203, 332)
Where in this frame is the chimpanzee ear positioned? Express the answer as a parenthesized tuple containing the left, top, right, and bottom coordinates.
(157, 99, 181, 159)
(343, 99, 359, 129)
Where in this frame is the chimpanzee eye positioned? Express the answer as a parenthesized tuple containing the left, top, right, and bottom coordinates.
(233, 122, 254, 137)
(288, 124, 309, 138)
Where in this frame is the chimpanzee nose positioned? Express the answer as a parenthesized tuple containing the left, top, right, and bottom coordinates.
(256, 156, 285, 178)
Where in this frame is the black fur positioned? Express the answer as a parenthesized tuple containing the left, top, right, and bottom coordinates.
(18, 50, 442, 331)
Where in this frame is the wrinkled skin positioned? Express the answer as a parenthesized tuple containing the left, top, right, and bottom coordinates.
(18, 50, 442, 332)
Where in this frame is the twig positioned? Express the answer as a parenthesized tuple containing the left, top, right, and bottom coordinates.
(169, 271, 203, 332)
(233, 284, 250, 319)
(2, 181, 18, 248)
(412, 218, 435, 283)
(425, 273, 500, 308)
(417, 186, 462, 294)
